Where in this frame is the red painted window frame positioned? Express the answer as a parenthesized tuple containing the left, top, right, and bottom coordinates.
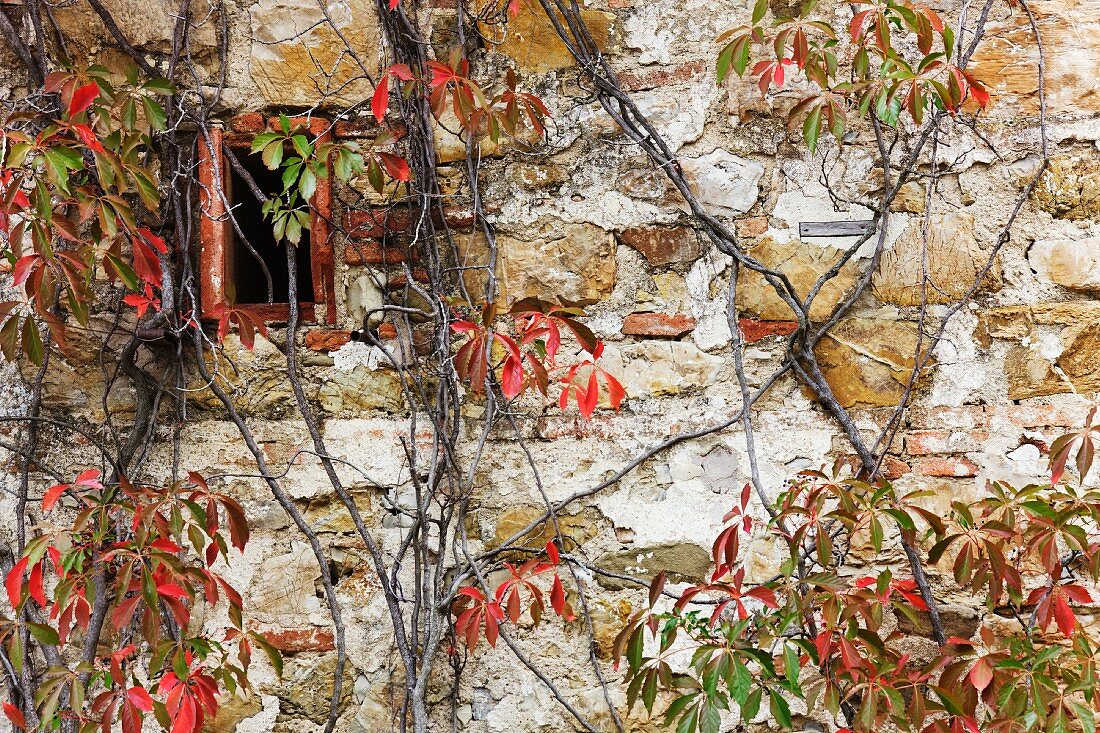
(197, 120, 336, 324)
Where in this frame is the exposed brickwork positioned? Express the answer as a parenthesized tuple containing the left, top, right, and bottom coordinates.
(904, 430, 988, 456)
(230, 112, 265, 133)
(305, 329, 352, 352)
(908, 406, 986, 430)
(386, 269, 430, 290)
(622, 313, 696, 338)
(344, 242, 414, 265)
(333, 118, 379, 138)
(618, 61, 708, 92)
(738, 318, 798, 343)
(880, 456, 912, 480)
(343, 210, 413, 239)
(257, 627, 336, 653)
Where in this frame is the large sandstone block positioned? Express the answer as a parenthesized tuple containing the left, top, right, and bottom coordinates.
(735, 238, 859, 321)
(968, 0, 1100, 118)
(680, 149, 763, 216)
(487, 0, 615, 73)
(249, 0, 381, 107)
(1034, 154, 1100, 221)
(497, 221, 616, 305)
(812, 318, 927, 409)
(873, 212, 1001, 306)
(1029, 237, 1100, 291)
(616, 341, 724, 397)
(51, 0, 218, 62)
(978, 302, 1100, 399)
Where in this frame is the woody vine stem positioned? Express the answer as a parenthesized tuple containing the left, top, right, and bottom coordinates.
(0, 0, 1054, 731)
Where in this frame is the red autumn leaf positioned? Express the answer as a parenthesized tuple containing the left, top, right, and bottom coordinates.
(170, 693, 197, 733)
(5, 556, 27, 609)
(2, 702, 25, 730)
(378, 152, 411, 181)
(74, 469, 103, 488)
(545, 541, 559, 565)
(42, 482, 69, 512)
(371, 74, 390, 123)
(1053, 592, 1077, 636)
(28, 561, 45, 606)
(968, 657, 993, 692)
(132, 237, 163, 287)
(12, 254, 42, 288)
(157, 583, 190, 600)
(127, 686, 154, 713)
(72, 123, 106, 153)
(136, 227, 167, 254)
(500, 353, 523, 399)
(68, 82, 100, 117)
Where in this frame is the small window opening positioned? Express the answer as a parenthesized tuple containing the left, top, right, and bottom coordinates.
(228, 151, 315, 305)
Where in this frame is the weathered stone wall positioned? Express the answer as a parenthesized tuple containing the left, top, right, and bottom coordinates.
(3, 0, 1100, 730)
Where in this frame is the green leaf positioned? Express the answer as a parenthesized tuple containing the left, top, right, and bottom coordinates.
(752, 0, 767, 24)
(783, 644, 801, 688)
(21, 318, 42, 365)
(250, 132, 281, 154)
(9, 629, 23, 673)
(141, 96, 167, 131)
(700, 702, 721, 733)
(291, 134, 313, 159)
(262, 141, 284, 170)
(769, 689, 792, 728)
(802, 104, 822, 154)
(741, 687, 762, 721)
(675, 703, 698, 733)
(298, 166, 317, 201)
(285, 212, 302, 244)
(729, 659, 752, 704)
(26, 622, 59, 646)
(663, 694, 697, 727)
(143, 77, 175, 94)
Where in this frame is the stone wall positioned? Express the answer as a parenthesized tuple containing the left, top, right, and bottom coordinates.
(3, 0, 1100, 730)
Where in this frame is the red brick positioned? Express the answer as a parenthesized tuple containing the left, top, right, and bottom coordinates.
(618, 226, 703, 266)
(622, 312, 696, 338)
(735, 216, 768, 239)
(880, 456, 911, 480)
(738, 318, 798, 343)
(257, 627, 335, 653)
(914, 456, 980, 478)
(344, 242, 413, 265)
(988, 401, 1090, 429)
(905, 430, 988, 456)
(377, 323, 398, 340)
(230, 113, 265, 133)
(618, 61, 708, 92)
(305, 329, 351, 352)
(386, 268, 431, 290)
(343, 208, 472, 237)
(343, 210, 412, 239)
(334, 118, 379, 138)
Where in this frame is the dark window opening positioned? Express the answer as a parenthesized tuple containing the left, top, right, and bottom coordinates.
(228, 151, 315, 305)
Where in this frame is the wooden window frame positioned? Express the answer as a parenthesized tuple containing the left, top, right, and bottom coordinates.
(197, 120, 336, 324)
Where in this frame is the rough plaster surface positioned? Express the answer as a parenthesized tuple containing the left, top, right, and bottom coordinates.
(2, 0, 1100, 730)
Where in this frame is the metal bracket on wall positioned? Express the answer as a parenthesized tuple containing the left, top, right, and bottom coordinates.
(798, 220, 875, 238)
